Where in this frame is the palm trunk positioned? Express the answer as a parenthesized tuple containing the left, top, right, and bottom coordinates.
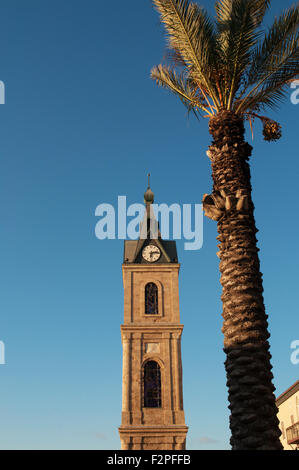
(206, 110, 282, 450)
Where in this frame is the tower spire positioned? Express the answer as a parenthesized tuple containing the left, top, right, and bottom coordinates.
(144, 173, 154, 204)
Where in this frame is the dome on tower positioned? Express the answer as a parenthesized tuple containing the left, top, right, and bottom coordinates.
(144, 187, 154, 204)
(144, 173, 154, 203)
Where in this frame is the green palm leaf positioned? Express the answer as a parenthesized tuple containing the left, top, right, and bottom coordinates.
(237, 5, 299, 113)
(215, 0, 270, 109)
(151, 0, 299, 122)
(151, 64, 210, 116)
(152, 0, 220, 109)
(244, 6, 299, 84)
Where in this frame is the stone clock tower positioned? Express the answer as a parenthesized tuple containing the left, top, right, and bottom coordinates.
(118, 182, 188, 450)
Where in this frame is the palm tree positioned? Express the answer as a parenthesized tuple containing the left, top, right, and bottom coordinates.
(151, 0, 299, 450)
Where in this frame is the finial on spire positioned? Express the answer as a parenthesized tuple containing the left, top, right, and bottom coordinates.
(144, 173, 154, 204)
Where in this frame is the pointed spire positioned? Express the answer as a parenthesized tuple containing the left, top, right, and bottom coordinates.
(144, 173, 154, 204)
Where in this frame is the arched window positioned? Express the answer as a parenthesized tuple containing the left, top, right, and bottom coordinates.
(145, 282, 158, 314)
(143, 360, 161, 408)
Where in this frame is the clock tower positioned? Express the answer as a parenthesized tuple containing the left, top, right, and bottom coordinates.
(118, 181, 188, 450)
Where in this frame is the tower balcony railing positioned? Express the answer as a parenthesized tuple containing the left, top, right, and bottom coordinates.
(286, 420, 299, 445)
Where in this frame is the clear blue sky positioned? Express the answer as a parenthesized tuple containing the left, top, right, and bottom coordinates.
(0, 0, 298, 450)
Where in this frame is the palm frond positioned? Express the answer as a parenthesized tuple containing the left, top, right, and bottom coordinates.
(151, 64, 213, 116)
(215, 0, 233, 23)
(216, 0, 268, 109)
(236, 5, 299, 113)
(152, 0, 220, 109)
(151, 0, 298, 122)
(248, 0, 271, 27)
(215, 0, 270, 35)
(163, 48, 187, 68)
(236, 86, 288, 112)
(240, 5, 299, 92)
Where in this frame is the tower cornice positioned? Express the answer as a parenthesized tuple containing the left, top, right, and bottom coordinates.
(120, 324, 184, 332)
(122, 263, 180, 285)
(122, 263, 180, 271)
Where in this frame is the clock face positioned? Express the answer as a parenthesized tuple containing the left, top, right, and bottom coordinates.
(142, 245, 161, 263)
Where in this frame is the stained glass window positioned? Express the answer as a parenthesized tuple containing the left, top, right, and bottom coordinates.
(143, 361, 161, 408)
(145, 282, 158, 315)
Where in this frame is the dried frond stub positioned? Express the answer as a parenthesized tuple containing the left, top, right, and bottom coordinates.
(262, 120, 282, 142)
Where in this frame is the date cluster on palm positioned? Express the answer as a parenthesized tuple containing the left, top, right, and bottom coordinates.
(262, 120, 282, 142)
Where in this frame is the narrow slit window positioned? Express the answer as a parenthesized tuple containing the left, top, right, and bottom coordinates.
(145, 282, 158, 315)
(143, 361, 161, 408)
